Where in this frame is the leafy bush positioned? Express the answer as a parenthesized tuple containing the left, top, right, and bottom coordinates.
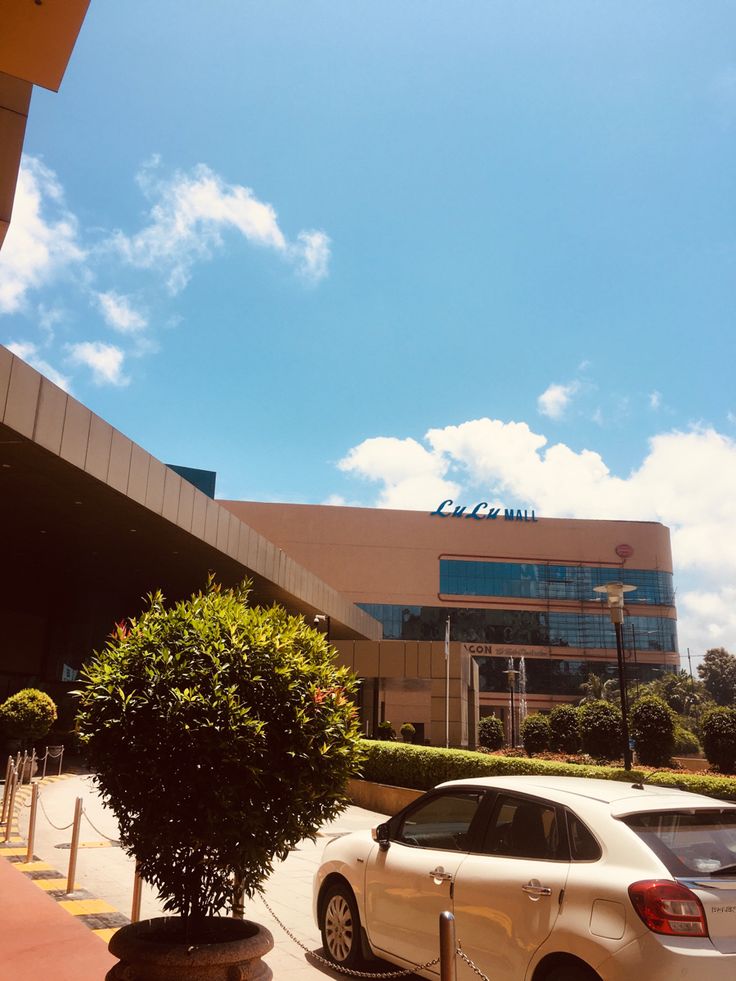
(630, 695, 675, 766)
(0, 688, 57, 747)
(75, 580, 363, 928)
(673, 725, 701, 756)
(701, 707, 736, 773)
(400, 723, 416, 743)
(579, 700, 623, 761)
(377, 721, 396, 741)
(549, 704, 581, 753)
(478, 715, 505, 751)
(356, 740, 736, 801)
(520, 713, 551, 755)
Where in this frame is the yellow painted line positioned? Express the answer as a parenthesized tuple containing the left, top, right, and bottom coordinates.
(14, 861, 55, 873)
(0, 847, 28, 856)
(93, 928, 119, 943)
(59, 898, 118, 915)
(32, 878, 73, 892)
(78, 841, 115, 849)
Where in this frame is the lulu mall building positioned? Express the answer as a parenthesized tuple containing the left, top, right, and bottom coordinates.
(0, 346, 678, 747)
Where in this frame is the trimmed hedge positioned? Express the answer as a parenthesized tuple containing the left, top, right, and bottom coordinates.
(630, 696, 675, 766)
(357, 739, 736, 802)
(478, 716, 505, 751)
(549, 704, 581, 754)
(521, 713, 551, 755)
(579, 700, 623, 760)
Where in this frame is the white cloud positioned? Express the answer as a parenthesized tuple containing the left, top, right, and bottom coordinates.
(66, 341, 128, 387)
(0, 157, 85, 313)
(337, 416, 736, 654)
(96, 291, 147, 334)
(537, 381, 579, 420)
(112, 162, 330, 293)
(649, 390, 662, 410)
(6, 341, 71, 391)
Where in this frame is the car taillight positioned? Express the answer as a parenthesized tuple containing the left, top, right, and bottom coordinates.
(628, 880, 708, 937)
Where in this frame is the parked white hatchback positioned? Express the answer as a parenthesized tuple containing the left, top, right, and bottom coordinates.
(313, 775, 736, 981)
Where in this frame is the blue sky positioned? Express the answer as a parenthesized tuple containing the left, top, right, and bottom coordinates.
(1, 2, 735, 658)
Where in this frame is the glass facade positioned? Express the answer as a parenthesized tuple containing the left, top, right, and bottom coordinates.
(440, 560, 674, 606)
(478, 656, 672, 696)
(357, 603, 678, 652)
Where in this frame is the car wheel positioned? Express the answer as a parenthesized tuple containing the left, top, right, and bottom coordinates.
(545, 962, 600, 981)
(320, 881, 364, 968)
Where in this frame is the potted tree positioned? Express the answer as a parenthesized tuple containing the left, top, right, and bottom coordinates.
(75, 579, 364, 981)
(0, 688, 57, 777)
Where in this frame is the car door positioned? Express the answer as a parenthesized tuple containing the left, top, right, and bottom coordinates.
(364, 789, 486, 973)
(452, 792, 571, 981)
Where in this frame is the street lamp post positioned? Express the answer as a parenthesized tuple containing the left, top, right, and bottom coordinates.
(594, 582, 636, 771)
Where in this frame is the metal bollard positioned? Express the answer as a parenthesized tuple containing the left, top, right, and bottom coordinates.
(66, 797, 83, 894)
(26, 783, 39, 863)
(3, 768, 19, 843)
(439, 911, 457, 981)
(131, 864, 143, 922)
(1, 756, 12, 825)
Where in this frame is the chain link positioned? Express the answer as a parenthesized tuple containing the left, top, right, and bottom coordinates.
(456, 948, 490, 981)
(81, 806, 120, 844)
(257, 894, 440, 978)
(37, 792, 75, 832)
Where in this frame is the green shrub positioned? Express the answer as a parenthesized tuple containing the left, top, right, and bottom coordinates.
(478, 715, 505, 751)
(673, 725, 701, 756)
(549, 704, 581, 753)
(0, 688, 57, 747)
(579, 700, 623, 761)
(75, 579, 363, 927)
(356, 740, 736, 802)
(630, 695, 675, 766)
(400, 722, 416, 743)
(701, 707, 736, 773)
(521, 713, 551, 755)
(377, 721, 396, 741)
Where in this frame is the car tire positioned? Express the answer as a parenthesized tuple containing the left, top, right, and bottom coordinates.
(545, 962, 600, 981)
(320, 881, 364, 968)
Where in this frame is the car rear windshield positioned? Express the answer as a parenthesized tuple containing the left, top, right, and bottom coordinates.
(622, 809, 736, 876)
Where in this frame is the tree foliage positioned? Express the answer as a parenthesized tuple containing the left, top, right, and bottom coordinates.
(0, 688, 57, 747)
(520, 713, 551, 755)
(477, 715, 505, 751)
(578, 673, 619, 704)
(698, 648, 736, 707)
(630, 695, 675, 766)
(579, 700, 623, 761)
(701, 707, 736, 773)
(549, 704, 581, 753)
(75, 580, 364, 927)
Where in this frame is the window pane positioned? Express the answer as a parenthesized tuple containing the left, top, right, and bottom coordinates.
(397, 793, 483, 851)
(567, 813, 602, 862)
(623, 810, 736, 876)
(482, 795, 563, 860)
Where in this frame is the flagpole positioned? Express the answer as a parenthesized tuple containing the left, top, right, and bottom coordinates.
(445, 616, 450, 748)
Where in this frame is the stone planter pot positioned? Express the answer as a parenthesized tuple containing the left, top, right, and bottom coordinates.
(106, 916, 273, 981)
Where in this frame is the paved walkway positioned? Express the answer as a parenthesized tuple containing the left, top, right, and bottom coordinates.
(5, 772, 393, 980)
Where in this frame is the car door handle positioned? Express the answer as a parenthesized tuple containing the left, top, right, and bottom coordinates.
(429, 867, 453, 881)
(522, 881, 552, 897)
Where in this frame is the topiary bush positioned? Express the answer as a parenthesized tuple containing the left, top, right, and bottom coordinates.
(520, 713, 551, 755)
(75, 579, 363, 932)
(549, 704, 581, 753)
(400, 722, 416, 743)
(673, 724, 701, 756)
(579, 699, 623, 761)
(377, 720, 396, 741)
(701, 707, 736, 773)
(630, 695, 675, 766)
(478, 715, 505, 751)
(0, 688, 57, 749)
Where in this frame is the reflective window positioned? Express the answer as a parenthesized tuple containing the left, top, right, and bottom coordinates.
(478, 657, 674, 695)
(567, 812, 602, 862)
(482, 795, 564, 860)
(440, 560, 674, 606)
(623, 810, 736, 876)
(358, 603, 678, 653)
(396, 792, 484, 851)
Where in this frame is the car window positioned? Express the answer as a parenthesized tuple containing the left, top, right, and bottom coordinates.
(396, 792, 484, 851)
(481, 794, 564, 860)
(566, 811, 602, 861)
(622, 809, 736, 876)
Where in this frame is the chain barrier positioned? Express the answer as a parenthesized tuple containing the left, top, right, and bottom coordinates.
(456, 948, 489, 981)
(81, 806, 120, 844)
(257, 894, 440, 979)
(37, 791, 76, 832)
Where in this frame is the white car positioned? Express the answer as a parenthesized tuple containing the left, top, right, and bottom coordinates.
(313, 775, 736, 981)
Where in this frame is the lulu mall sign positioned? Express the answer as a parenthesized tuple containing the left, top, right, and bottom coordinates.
(430, 499, 539, 522)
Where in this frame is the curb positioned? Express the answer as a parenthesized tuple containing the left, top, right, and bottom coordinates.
(0, 772, 130, 943)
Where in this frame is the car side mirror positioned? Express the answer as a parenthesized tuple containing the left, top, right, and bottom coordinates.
(372, 822, 391, 850)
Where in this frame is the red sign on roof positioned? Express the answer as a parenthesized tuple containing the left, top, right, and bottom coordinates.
(615, 544, 634, 558)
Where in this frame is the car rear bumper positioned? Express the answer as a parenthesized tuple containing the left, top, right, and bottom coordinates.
(595, 933, 736, 981)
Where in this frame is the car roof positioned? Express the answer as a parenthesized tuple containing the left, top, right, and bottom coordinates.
(437, 775, 735, 815)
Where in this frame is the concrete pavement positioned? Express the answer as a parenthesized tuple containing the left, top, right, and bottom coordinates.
(13, 772, 395, 980)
